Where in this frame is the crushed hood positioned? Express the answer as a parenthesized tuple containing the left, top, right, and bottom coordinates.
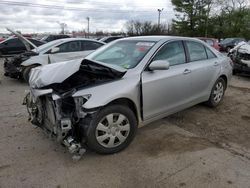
(6, 28, 38, 51)
(231, 41, 250, 54)
(29, 58, 126, 89)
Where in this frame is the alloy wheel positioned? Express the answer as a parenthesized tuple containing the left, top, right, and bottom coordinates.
(213, 82, 224, 103)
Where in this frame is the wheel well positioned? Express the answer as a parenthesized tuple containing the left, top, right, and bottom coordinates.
(219, 75, 228, 89)
(106, 98, 139, 121)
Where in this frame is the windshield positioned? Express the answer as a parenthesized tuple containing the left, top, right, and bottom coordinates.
(88, 40, 155, 69)
(35, 40, 61, 53)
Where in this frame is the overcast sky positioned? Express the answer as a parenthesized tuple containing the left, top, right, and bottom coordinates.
(0, 0, 175, 34)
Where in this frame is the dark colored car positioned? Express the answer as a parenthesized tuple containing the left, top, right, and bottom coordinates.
(219, 38, 246, 52)
(41, 34, 70, 42)
(99, 36, 123, 43)
(198, 37, 220, 51)
(0, 37, 45, 56)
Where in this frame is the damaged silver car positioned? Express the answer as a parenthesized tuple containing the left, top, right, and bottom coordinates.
(228, 41, 250, 75)
(24, 36, 232, 155)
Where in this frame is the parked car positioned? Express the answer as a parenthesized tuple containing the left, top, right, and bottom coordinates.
(24, 36, 232, 156)
(99, 36, 123, 43)
(198, 37, 220, 51)
(219, 38, 246, 52)
(41, 34, 70, 42)
(228, 41, 250, 75)
(4, 36, 105, 81)
(0, 37, 45, 56)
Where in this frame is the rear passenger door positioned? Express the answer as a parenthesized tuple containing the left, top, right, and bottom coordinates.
(184, 40, 220, 100)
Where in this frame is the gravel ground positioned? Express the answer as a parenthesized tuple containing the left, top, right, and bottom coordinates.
(0, 58, 250, 188)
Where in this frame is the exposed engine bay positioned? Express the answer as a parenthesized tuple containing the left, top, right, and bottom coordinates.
(23, 59, 126, 159)
(229, 42, 250, 70)
(4, 51, 38, 79)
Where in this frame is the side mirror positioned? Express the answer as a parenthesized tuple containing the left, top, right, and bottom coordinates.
(50, 47, 60, 53)
(149, 60, 170, 71)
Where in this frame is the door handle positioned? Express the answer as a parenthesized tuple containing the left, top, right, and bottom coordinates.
(183, 69, 191, 74)
(214, 62, 219, 66)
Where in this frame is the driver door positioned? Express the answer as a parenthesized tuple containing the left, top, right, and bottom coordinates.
(49, 41, 84, 63)
(141, 41, 193, 120)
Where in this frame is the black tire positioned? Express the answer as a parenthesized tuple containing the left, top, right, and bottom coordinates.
(206, 77, 226, 107)
(22, 65, 38, 82)
(232, 69, 237, 75)
(84, 105, 137, 154)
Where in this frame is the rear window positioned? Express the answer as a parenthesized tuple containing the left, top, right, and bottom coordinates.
(186, 41, 207, 61)
(205, 47, 217, 59)
(82, 41, 103, 51)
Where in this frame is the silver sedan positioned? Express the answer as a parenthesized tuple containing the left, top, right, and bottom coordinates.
(24, 36, 232, 155)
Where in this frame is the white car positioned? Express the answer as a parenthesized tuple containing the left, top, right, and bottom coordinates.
(4, 28, 105, 81)
(21, 38, 105, 81)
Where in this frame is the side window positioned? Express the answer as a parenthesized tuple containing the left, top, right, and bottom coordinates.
(57, 41, 81, 53)
(8, 38, 23, 47)
(47, 36, 53, 42)
(186, 41, 207, 61)
(106, 38, 115, 43)
(30, 39, 42, 46)
(82, 41, 103, 51)
(206, 39, 214, 47)
(152, 41, 186, 66)
(205, 47, 216, 59)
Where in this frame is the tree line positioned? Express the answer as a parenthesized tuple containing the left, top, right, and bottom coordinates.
(125, 0, 250, 40)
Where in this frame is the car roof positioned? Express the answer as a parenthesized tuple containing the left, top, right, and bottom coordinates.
(56, 37, 105, 44)
(197, 37, 216, 40)
(119, 35, 203, 43)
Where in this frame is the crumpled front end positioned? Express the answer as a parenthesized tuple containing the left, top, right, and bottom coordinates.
(23, 58, 126, 158)
(4, 51, 37, 79)
(229, 42, 250, 73)
(23, 88, 89, 158)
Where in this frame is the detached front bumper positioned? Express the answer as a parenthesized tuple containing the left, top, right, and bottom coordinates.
(4, 59, 22, 79)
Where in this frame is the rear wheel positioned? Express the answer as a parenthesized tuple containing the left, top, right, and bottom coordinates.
(232, 69, 237, 75)
(85, 105, 137, 154)
(206, 77, 226, 107)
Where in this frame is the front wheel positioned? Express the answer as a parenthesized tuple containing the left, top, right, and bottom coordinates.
(22, 65, 38, 82)
(206, 78, 226, 107)
(85, 105, 137, 154)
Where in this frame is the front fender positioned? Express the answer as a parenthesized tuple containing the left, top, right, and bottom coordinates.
(72, 76, 141, 112)
(21, 55, 49, 66)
